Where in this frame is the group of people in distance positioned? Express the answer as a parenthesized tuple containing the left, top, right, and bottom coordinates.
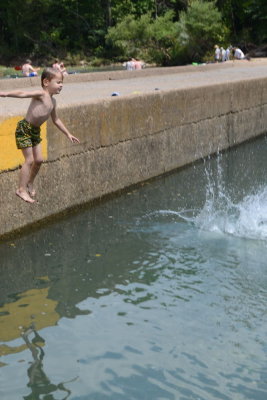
(123, 58, 145, 70)
(214, 45, 247, 62)
(21, 59, 68, 77)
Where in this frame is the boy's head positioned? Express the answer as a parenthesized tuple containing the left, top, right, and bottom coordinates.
(41, 67, 63, 88)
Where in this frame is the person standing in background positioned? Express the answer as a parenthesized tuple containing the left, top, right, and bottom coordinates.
(221, 47, 226, 62)
(214, 45, 220, 62)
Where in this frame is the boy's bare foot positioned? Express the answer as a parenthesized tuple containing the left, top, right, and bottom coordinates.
(27, 183, 36, 197)
(16, 189, 35, 203)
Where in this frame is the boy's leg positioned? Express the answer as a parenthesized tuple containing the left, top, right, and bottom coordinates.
(16, 147, 35, 203)
(27, 144, 43, 197)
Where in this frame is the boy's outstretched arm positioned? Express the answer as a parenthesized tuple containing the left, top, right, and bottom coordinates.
(51, 104, 80, 143)
(0, 89, 43, 98)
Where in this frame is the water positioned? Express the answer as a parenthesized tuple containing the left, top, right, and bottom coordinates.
(1, 135, 267, 400)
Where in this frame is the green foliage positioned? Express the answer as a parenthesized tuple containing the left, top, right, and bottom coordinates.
(0, 0, 265, 66)
(111, 0, 155, 21)
(106, 1, 228, 65)
(106, 11, 183, 65)
(147, 11, 184, 65)
(106, 13, 151, 56)
(0, 0, 107, 63)
(0, 66, 17, 78)
(178, 0, 229, 62)
(216, 0, 267, 45)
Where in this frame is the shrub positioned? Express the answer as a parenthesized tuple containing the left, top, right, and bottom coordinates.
(106, 11, 182, 65)
(178, 0, 229, 62)
(105, 1, 228, 66)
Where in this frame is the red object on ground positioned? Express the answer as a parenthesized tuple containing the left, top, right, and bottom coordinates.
(14, 66, 22, 70)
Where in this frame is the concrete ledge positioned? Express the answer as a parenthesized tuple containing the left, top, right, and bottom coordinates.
(0, 62, 237, 90)
(0, 73, 267, 238)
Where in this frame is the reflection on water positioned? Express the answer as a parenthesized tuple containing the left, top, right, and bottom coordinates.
(21, 325, 76, 400)
(0, 134, 267, 399)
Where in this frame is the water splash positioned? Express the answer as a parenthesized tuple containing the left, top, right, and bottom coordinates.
(194, 186, 267, 239)
(194, 152, 267, 241)
(141, 151, 267, 241)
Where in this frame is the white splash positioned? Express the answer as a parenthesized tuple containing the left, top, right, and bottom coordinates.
(195, 186, 267, 241)
(193, 153, 267, 241)
(143, 151, 267, 241)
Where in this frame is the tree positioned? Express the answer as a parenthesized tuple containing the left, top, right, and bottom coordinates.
(178, 0, 228, 62)
(106, 11, 184, 65)
(0, 0, 108, 62)
(0, 0, 265, 65)
(106, 1, 228, 65)
(216, 0, 267, 46)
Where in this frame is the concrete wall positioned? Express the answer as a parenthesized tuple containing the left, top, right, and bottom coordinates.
(1, 76, 267, 238)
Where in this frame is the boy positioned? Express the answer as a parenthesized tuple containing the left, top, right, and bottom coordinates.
(0, 67, 80, 203)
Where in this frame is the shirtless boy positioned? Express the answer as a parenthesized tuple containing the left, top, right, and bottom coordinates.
(0, 67, 80, 203)
(22, 59, 40, 77)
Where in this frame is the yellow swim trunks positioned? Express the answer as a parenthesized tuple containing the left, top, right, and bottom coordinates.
(15, 119, 42, 149)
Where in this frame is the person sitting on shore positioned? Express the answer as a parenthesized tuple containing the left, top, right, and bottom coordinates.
(52, 59, 68, 76)
(134, 58, 144, 70)
(0, 67, 80, 203)
(123, 58, 136, 71)
(52, 59, 61, 71)
(60, 62, 68, 76)
(22, 59, 40, 77)
(233, 47, 245, 60)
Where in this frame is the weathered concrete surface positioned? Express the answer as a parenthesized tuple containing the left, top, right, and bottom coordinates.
(0, 61, 246, 91)
(0, 60, 267, 237)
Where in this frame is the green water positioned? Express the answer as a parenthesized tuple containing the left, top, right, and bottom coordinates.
(1, 135, 267, 400)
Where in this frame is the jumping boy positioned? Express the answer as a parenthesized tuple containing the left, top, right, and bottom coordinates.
(0, 67, 80, 203)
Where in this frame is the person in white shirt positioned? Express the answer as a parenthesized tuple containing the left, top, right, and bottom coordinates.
(214, 45, 220, 62)
(233, 47, 245, 60)
(225, 47, 231, 61)
(221, 47, 226, 62)
(123, 58, 135, 70)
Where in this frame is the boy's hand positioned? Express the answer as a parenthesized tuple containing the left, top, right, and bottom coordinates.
(68, 134, 80, 144)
